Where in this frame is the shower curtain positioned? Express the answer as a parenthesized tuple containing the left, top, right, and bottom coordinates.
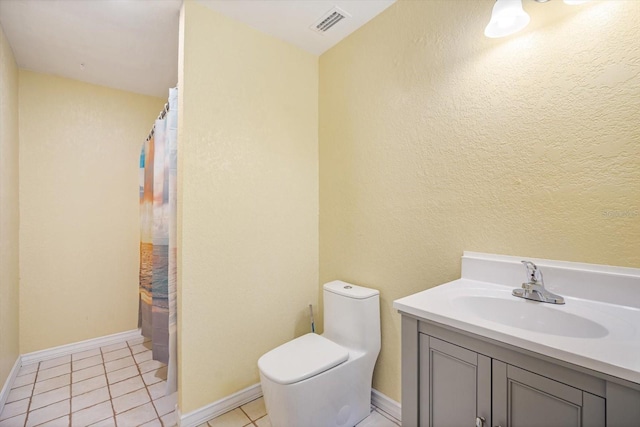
(139, 88, 178, 394)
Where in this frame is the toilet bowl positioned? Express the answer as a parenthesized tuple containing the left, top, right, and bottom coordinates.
(258, 281, 381, 427)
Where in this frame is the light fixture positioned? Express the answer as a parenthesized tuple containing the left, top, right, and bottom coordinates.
(485, 0, 591, 38)
(484, 0, 531, 39)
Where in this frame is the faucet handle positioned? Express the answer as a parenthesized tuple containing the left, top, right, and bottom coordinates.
(521, 260, 543, 285)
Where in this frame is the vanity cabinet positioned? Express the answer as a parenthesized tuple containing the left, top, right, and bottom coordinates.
(402, 316, 640, 427)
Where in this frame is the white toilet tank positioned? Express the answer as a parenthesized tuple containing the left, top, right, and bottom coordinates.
(322, 281, 381, 354)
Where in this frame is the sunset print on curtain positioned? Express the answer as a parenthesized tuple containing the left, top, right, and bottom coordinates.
(139, 88, 178, 393)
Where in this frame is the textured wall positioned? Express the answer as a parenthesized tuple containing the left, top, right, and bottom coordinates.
(319, 0, 640, 401)
(0, 23, 19, 387)
(19, 71, 165, 353)
(178, 1, 319, 413)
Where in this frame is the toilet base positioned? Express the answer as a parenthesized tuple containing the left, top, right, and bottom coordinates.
(260, 354, 373, 427)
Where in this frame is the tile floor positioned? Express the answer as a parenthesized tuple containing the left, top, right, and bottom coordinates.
(199, 397, 400, 427)
(0, 335, 399, 427)
(0, 336, 176, 427)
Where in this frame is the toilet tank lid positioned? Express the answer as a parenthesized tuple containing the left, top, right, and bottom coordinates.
(258, 333, 349, 385)
(324, 280, 380, 299)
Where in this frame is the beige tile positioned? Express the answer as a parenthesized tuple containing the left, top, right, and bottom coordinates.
(25, 399, 69, 427)
(106, 365, 138, 385)
(72, 348, 101, 361)
(102, 348, 130, 362)
(73, 355, 103, 371)
(126, 336, 146, 346)
(141, 368, 165, 386)
(157, 367, 167, 381)
(129, 343, 151, 355)
(87, 417, 115, 427)
(134, 350, 152, 364)
(0, 413, 27, 427)
(30, 385, 70, 410)
(112, 388, 150, 414)
(241, 397, 266, 421)
(152, 392, 176, 416)
(71, 401, 113, 427)
(374, 409, 401, 426)
(161, 411, 177, 427)
(101, 341, 127, 354)
(108, 375, 145, 398)
(72, 365, 105, 383)
(0, 399, 30, 421)
(115, 402, 157, 426)
(17, 364, 38, 377)
(140, 418, 162, 427)
(40, 356, 71, 371)
(37, 364, 71, 382)
(254, 415, 272, 427)
(105, 355, 135, 373)
(147, 382, 166, 400)
(12, 372, 36, 388)
(72, 386, 110, 412)
(6, 383, 33, 403)
(72, 375, 107, 397)
(137, 359, 165, 374)
(207, 409, 251, 427)
(34, 375, 70, 395)
(38, 415, 69, 427)
(355, 410, 397, 427)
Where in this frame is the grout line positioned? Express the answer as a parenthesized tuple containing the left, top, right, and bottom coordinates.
(127, 338, 163, 426)
(22, 361, 39, 427)
(238, 405, 253, 424)
(102, 343, 118, 427)
(253, 414, 268, 426)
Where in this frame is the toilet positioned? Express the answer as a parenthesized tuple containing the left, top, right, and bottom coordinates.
(258, 280, 381, 427)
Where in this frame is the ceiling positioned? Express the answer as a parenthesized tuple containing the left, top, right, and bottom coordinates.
(197, 0, 396, 56)
(0, 0, 182, 98)
(0, 0, 395, 98)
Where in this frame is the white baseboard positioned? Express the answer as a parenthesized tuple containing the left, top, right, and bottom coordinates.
(21, 329, 141, 366)
(179, 383, 262, 427)
(0, 357, 21, 412)
(371, 388, 401, 424)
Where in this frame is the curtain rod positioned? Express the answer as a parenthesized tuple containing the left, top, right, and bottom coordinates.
(146, 102, 170, 142)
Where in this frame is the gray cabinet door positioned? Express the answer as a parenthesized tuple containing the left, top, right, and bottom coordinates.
(419, 335, 491, 427)
(492, 361, 605, 427)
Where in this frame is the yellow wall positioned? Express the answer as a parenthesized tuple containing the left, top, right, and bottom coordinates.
(319, 0, 640, 401)
(178, 0, 318, 412)
(0, 23, 19, 386)
(19, 71, 166, 353)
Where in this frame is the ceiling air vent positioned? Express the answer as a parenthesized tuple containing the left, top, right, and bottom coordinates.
(310, 6, 351, 34)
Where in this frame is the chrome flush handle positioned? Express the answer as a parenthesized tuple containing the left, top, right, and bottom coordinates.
(475, 416, 485, 427)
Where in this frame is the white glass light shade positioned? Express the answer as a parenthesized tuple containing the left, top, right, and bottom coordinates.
(484, 0, 531, 38)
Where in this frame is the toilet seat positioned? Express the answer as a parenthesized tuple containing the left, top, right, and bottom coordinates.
(258, 333, 348, 385)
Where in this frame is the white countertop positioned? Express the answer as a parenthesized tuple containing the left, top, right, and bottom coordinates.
(393, 253, 640, 385)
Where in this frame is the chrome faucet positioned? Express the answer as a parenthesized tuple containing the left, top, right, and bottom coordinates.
(512, 261, 565, 304)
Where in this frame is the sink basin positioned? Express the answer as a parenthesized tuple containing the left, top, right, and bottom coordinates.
(452, 295, 609, 338)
